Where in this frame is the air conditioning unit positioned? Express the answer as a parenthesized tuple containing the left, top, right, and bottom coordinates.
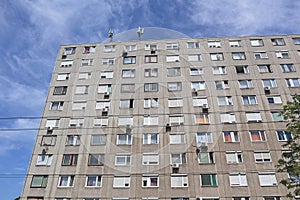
(47, 126, 53, 131)
(171, 163, 180, 168)
(105, 92, 110, 95)
(103, 107, 109, 112)
(264, 87, 271, 94)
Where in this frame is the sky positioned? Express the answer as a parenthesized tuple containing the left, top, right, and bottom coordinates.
(1, 0, 300, 199)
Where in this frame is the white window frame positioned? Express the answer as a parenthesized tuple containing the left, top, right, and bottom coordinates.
(66, 135, 80, 146)
(258, 173, 277, 186)
(72, 101, 87, 110)
(91, 134, 106, 145)
(226, 151, 243, 164)
(193, 97, 208, 107)
(85, 175, 102, 187)
(213, 66, 226, 74)
(113, 176, 130, 188)
(190, 67, 203, 75)
(81, 59, 94, 66)
(229, 173, 248, 186)
(254, 151, 272, 163)
(142, 154, 159, 165)
(36, 154, 53, 166)
(69, 118, 84, 127)
(117, 134, 132, 145)
(57, 73, 70, 81)
(115, 154, 131, 166)
(246, 112, 262, 122)
(58, 175, 74, 187)
(122, 69, 135, 78)
(102, 58, 115, 65)
(75, 85, 89, 94)
(170, 133, 185, 144)
(188, 54, 201, 62)
(217, 96, 233, 105)
(93, 117, 109, 127)
(249, 130, 267, 142)
(100, 71, 113, 79)
(78, 72, 91, 80)
(166, 55, 180, 62)
(171, 174, 188, 187)
(171, 153, 187, 164)
(220, 113, 236, 123)
(191, 81, 206, 90)
(60, 60, 73, 67)
(142, 175, 159, 187)
(197, 132, 213, 144)
(50, 101, 64, 110)
(143, 133, 159, 144)
(267, 95, 282, 104)
(210, 53, 224, 61)
(223, 131, 239, 142)
(118, 116, 133, 126)
(144, 98, 158, 108)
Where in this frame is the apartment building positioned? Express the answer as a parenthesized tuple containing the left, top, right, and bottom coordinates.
(21, 34, 300, 200)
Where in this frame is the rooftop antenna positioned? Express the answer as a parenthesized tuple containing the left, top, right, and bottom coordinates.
(137, 26, 144, 40)
(108, 28, 113, 42)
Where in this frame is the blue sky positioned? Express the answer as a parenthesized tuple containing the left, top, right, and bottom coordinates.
(1, 0, 300, 199)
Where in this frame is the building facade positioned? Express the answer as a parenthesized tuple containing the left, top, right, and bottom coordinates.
(21, 34, 300, 200)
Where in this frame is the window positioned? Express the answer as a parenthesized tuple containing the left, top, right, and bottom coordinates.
(37, 154, 53, 166)
(144, 83, 158, 92)
(242, 95, 257, 104)
(276, 130, 292, 141)
(124, 44, 136, 52)
(144, 68, 158, 77)
(220, 113, 236, 123)
(143, 133, 159, 144)
(171, 198, 189, 200)
(170, 133, 185, 144)
(168, 98, 183, 107)
(218, 96, 233, 105)
(281, 64, 296, 72)
(113, 176, 130, 187)
(81, 59, 94, 66)
(102, 58, 115, 65)
(167, 67, 181, 76)
(232, 52, 246, 60)
(226, 151, 243, 163)
(229, 173, 247, 186)
(27, 198, 44, 200)
(188, 54, 201, 62)
(166, 55, 180, 62)
(215, 80, 229, 89)
(254, 52, 268, 59)
(197, 132, 212, 143)
(96, 100, 110, 110)
(195, 114, 209, 124)
(168, 82, 182, 91)
(50, 101, 64, 110)
(86, 175, 101, 187)
(233, 197, 250, 200)
(239, 80, 253, 89)
(223, 132, 239, 142)
(66, 135, 80, 146)
(250, 39, 264, 46)
(271, 38, 285, 46)
(198, 152, 214, 164)
(118, 116, 133, 126)
(208, 40, 221, 48)
(69, 118, 84, 127)
(142, 154, 159, 165)
(254, 151, 271, 162)
(190, 68, 203, 75)
(187, 42, 200, 48)
(210, 53, 224, 61)
(293, 37, 300, 45)
(264, 197, 281, 200)
(31, 175, 48, 188)
(91, 135, 106, 145)
(191, 81, 206, 90)
(78, 72, 91, 80)
(120, 99, 134, 109)
(250, 130, 266, 142)
(121, 84, 135, 93)
(258, 65, 272, 73)
(83, 46, 96, 53)
(117, 134, 132, 145)
(60, 60, 73, 67)
(93, 117, 108, 126)
(123, 56, 136, 64)
(122, 69, 135, 78)
(100, 71, 113, 79)
(193, 97, 208, 107)
(115, 154, 131, 166)
(275, 50, 290, 59)
(58, 175, 74, 187)
(145, 55, 158, 63)
(88, 154, 104, 166)
(142, 175, 159, 187)
(200, 174, 218, 186)
(286, 78, 300, 87)
(171, 175, 188, 187)
(246, 112, 262, 122)
(169, 114, 184, 125)
(258, 173, 277, 186)
(267, 95, 282, 104)
(271, 112, 283, 122)
(72, 101, 87, 110)
(104, 45, 115, 52)
(171, 153, 186, 164)
(62, 154, 78, 166)
(229, 40, 241, 47)
(53, 86, 67, 95)
(144, 115, 159, 125)
(166, 43, 179, 49)
(64, 47, 76, 55)
(235, 65, 249, 74)
(144, 98, 158, 108)
(45, 119, 59, 128)
(57, 73, 70, 81)
(75, 85, 89, 94)
(145, 44, 157, 51)
(41, 135, 57, 146)
(213, 66, 226, 74)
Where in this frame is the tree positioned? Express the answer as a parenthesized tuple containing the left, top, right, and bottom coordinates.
(277, 94, 300, 198)
(14, 197, 20, 200)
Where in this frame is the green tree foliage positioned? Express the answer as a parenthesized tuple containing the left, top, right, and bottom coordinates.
(277, 94, 300, 198)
